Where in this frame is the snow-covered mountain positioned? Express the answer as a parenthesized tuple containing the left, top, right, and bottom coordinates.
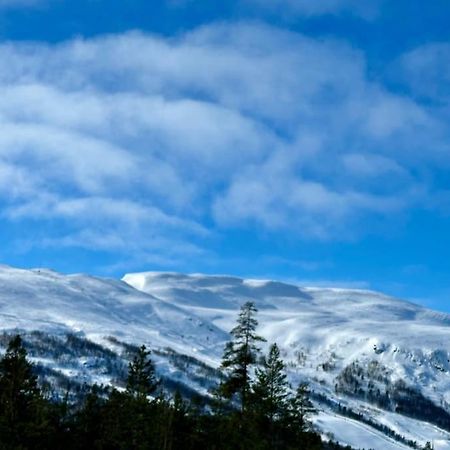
(0, 265, 449, 449)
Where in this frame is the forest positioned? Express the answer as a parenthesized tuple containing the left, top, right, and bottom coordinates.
(0, 302, 352, 450)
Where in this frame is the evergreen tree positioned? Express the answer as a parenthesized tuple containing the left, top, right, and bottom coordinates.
(220, 301, 266, 413)
(0, 335, 50, 448)
(126, 345, 159, 399)
(0, 336, 325, 450)
(251, 343, 290, 449)
(284, 382, 316, 443)
(73, 384, 105, 448)
(252, 343, 289, 424)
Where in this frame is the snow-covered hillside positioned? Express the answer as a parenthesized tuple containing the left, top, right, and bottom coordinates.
(0, 265, 226, 353)
(0, 265, 449, 449)
(123, 272, 450, 449)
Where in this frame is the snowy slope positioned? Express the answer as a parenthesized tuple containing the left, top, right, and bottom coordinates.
(0, 265, 226, 355)
(1, 265, 450, 449)
(123, 272, 450, 449)
(314, 411, 413, 450)
(123, 272, 450, 390)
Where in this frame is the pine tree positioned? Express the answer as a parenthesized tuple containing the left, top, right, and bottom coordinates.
(74, 384, 105, 448)
(285, 382, 316, 437)
(0, 335, 48, 448)
(250, 343, 290, 449)
(253, 343, 289, 424)
(220, 301, 266, 413)
(126, 345, 159, 400)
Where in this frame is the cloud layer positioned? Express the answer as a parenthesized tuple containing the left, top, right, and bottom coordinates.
(0, 23, 448, 268)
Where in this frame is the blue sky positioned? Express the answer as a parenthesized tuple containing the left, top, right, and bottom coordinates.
(1, 0, 450, 311)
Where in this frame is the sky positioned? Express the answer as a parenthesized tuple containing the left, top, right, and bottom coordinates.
(0, 0, 450, 311)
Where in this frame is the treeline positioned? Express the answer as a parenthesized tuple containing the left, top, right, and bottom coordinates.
(0, 330, 220, 401)
(336, 359, 450, 432)
(0, 302, 354, 449)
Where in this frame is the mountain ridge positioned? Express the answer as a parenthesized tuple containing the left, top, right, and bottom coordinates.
(0, 264, 450, 449)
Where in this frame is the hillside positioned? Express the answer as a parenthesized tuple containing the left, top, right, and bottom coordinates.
(0, 265, 449, 449)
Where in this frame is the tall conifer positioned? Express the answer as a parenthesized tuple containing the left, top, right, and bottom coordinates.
(0, 335, 47, 448)
(126, 345, 159, 399)
(220, 301, 266, 413)
(253, 343, 289, 423)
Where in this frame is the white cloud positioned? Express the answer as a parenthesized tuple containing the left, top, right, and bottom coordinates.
(394, 43, 450, 103)
(342, 154, 407, 178)
(0, 23, 447, 260)
(212, 149, 419, 238)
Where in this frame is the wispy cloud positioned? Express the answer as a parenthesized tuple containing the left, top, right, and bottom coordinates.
(394, 43, 450, 104)
(0, 23, 448, 267)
